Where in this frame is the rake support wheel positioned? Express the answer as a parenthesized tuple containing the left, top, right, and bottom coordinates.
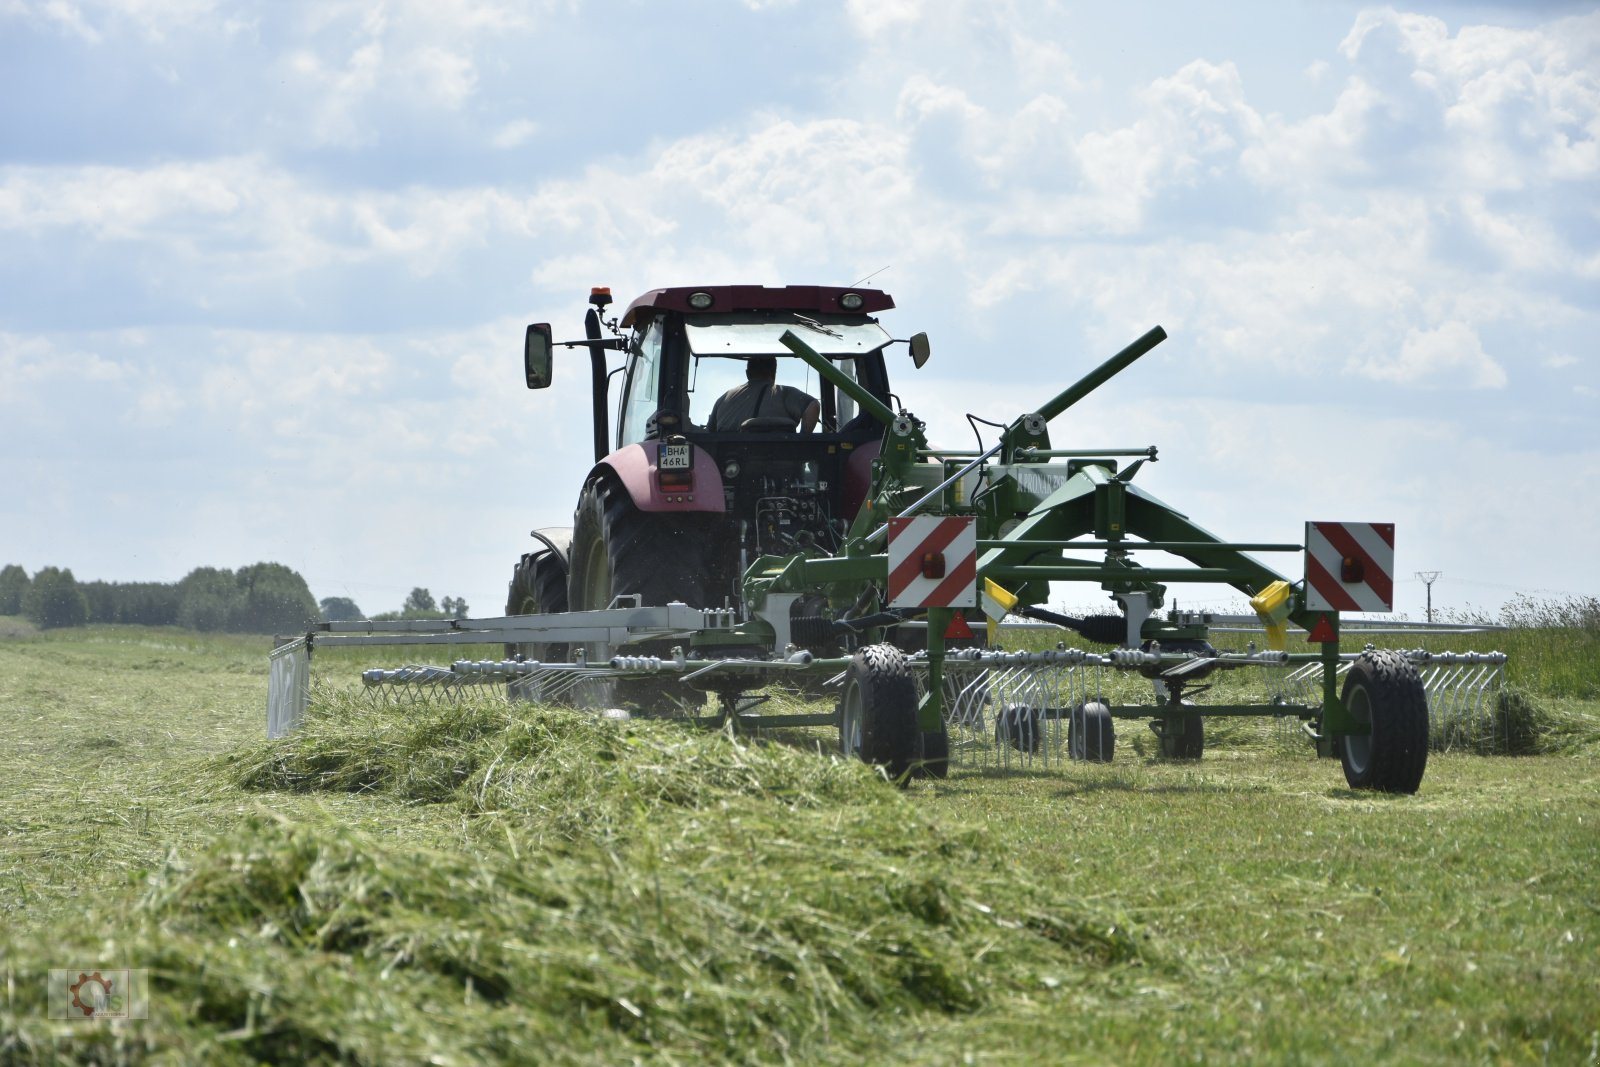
(1157, 712, 1205, 761)
(839, 644, 921, 782)
(1069, 702, 1115, 763)
(1338, 649, 1429, 794)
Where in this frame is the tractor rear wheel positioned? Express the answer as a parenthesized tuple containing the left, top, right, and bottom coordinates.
(1069, 702, 1115, 762)
(839, 644, 920, 783)
(1338, 649, 1428, 794)
(568, 472, 721, 712)
(505, 549, 569, 701)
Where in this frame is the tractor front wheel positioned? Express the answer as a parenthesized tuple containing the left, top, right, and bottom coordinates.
(505, 548, 570, 702)
(1338, 649, 1428, 794)
(839, 644, 920, 782)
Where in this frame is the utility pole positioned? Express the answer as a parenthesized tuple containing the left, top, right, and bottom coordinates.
(1415, 571, 1442, 623)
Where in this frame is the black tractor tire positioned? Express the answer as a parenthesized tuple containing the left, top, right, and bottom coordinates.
(505, 550, 570, 663)
(1069, 701, 1115, 763)
(568, 472, 724, 613)
(1338, 649, 1429, 794)
(838, 644, 921, 782)
(1157, 712, 1205, 761)
(567, 472, 723, 713)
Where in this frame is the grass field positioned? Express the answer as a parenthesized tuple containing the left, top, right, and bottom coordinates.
(2, 621, 1598, 1065)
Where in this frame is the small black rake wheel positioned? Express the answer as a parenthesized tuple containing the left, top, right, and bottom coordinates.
(1337, 649, 1429, 794)
(1156, 712, 1204, 761)
(839, 644, 921, 783)
(1069, 702, 1115, 763)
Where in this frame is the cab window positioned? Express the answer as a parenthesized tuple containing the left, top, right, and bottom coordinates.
(618, 318, 664, 445)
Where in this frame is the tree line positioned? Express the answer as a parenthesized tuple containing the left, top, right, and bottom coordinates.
(0, 565, 469, 633)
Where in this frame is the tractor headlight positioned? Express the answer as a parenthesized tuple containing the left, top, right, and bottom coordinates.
(723, 461, 741, 480)
(688, 291, 715, 310)
(839, 292, 864, 311)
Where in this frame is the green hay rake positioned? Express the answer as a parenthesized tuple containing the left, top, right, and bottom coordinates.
(270, 324, 1506, 794)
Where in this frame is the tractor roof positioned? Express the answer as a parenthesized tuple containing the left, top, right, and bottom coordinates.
(619, 285, 894, 327)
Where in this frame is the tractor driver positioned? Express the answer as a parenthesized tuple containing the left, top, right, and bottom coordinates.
(708, 355, 820, 433)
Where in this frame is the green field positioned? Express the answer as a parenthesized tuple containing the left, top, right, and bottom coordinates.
(2, 621, 1598, 1065)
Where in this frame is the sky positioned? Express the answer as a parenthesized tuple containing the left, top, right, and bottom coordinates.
(2, 0, 1596, 623)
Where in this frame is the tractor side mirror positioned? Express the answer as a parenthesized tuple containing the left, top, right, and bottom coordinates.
(524, 323, 553, 389)
(909, 332, 931, 369)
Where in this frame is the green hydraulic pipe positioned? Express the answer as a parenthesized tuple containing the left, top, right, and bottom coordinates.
(986, 565, 1239, 582)
(780, 330, 898, 427)
(977, 540, 1303, 552)
(1036, 326, 1167, 423)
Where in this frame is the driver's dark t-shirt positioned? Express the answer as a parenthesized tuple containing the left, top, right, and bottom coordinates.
(709, 380, 814, 431)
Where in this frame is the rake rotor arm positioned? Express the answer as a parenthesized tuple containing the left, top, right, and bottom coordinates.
(1121, 488, 1294, 600)
(1035, 325, 1168, 424)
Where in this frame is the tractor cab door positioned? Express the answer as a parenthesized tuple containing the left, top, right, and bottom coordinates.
(617, 317, 667, 447)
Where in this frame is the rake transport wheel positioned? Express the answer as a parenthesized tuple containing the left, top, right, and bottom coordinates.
(1069, 701, 1115, 763)
(839, 644, 921, 783)
(1338, 649, 1429, 794)
(568, 472, 720, 713)
(504, 550, 570, 699)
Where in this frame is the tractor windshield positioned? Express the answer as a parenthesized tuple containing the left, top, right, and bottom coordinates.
(682, 312, 890, 433)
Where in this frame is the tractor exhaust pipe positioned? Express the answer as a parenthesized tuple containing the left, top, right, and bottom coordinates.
(585, 306, 611, 463)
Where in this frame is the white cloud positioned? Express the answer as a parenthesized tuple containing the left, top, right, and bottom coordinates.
(491, 118, 538, 149)
(1362, 320, 1507, 388)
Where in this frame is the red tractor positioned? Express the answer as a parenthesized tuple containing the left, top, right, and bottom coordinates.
(510, 284, 930, 679)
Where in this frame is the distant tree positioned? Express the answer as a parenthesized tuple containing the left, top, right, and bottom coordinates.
(22, 567, 89, 629)
(70, 579, 181, 626)
(403, 587, 437, 614)
(440, 596, 469, 619)
(177, 567, 242, 632)
(120, 582, 181, 626)
(233, 562, 318, 633)
(81, 580, 116, 623)
(0, 565, 31, 615)
(320, 596, 363, 622)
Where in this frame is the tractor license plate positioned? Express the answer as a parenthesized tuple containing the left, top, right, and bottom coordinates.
(658, 444, 691, 470)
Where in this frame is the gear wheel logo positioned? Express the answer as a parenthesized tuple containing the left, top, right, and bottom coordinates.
(68, 971, 113, 1017)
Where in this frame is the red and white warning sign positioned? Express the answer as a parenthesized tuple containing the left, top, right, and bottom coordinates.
(887, 516, 977, 609)
(1304, 521, 1395, 613)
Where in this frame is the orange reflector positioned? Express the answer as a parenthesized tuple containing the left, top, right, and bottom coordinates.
(944, 611, 974, 640)
(1307, 615, 1337, 643)
(1340, 555, 1364, 583)
(920, 551, 945, 579)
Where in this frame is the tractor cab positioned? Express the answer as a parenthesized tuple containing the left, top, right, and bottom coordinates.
(524, 286, 929, 575)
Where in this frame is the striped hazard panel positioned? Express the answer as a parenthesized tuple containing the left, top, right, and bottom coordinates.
(1304, 521, 1395, 613)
